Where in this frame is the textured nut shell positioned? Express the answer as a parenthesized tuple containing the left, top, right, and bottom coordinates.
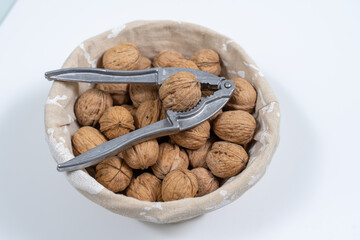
(95, 83, 128, 95)
(161, 169, 198, 202)
(206, 141, 249, 178)
(168, 59, 199, 69)
(170, 121, 210, 149)
(213, 110, 256, 145)
(129, 84, 159, 108)
(135, 99, 162, 128)
(103, 42, 140, 70)
(136, 56, 152, 70)
(99, 106, 135, 139)
(190, 49, 221, 76)
(191, 168, 219, 197)
(186, 138, 212, 168)
(111, 93, 130, 105)
(74, 88, 113, 126)
(72, 126, 107, 156)
(126, 173, 162, 202)
(95, 156, 133, 192)
(121, 104, 137, 117)
(209, 109, 223, 122)
(152, 143, 189, 179)
(153, 49, 185, 67)
(122, 139, 159, 169)
(225, 78, 257, 112)
(159, 72, 201, 112)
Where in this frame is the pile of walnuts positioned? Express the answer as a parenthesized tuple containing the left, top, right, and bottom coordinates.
(72, 42, 257, 202)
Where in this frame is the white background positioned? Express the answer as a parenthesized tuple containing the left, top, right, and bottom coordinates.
(0, 0, 359, 239)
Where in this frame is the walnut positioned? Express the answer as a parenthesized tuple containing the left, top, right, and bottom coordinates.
(111, 93, 130, 105)
(99, 106, 135, 139)
(190, 49, 221, 76)
(74, 88, 113, 126)
(209, 109, 223, 122)
(72, 126, 107, 156)
(161, 169, 198, 201)
(153, 49, 185, 67)
(102, 42, 140, 70)
(136, 56, 152, 70)
(126, 173, 161, 202)
(186, 138, 212, 168)
(159, 72, 201, 112)
(170, 121, 210, 149)
(191, 168, 219, 197)
(168, 59, 199, 69)
(122, 139, 159, 169)
(225, 78, 257, 112)
(121, 104, 137, 117)
(206, 141, 248, 178)
(151, 143, 189, 179)
(135, 99, 162, 128)
(213, 110, 256, 145)
(129, 84, 159, 108)
(95, 83, 130, 106)
(201, 89, 215, 97)
(95, 156, 132, 192)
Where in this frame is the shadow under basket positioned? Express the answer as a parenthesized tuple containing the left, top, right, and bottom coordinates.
(44, 20, 280, 224)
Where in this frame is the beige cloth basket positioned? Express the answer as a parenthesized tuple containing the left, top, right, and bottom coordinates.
(44, 20, 280, 224)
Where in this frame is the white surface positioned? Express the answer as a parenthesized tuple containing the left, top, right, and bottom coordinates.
(0, 0, 359, 239)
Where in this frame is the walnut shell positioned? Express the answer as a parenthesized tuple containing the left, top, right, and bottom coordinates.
(74, 88, 113, 126)
(129, 84, 159, 108)
(72, 126, 107, 156)
(126, 173, 161, 202)
(186, 138, 213, 168)
(191, 168, 219, 197)
(161, 169, 198, 201)
(136, 56, 152, 70)
(135, 99, 162, 128)
(151, 143, 189, 179)
(122, 139, 159, 169)
(213, 110, 256, 145)
(159, 72, 201, 112)
(225, 78, 257, 112)
(95, 83, 128, 95)
(111, 93, 130, 105)
(99, 106, 135, 139)
(168, 59, 199, 69)
(190, 49, 221, 76)
(209, 109, 223, 122)
(95, 156, 132, 192)
(121, 104, 137, 117)
(206, 141, 248, 178)
(103, 42, 140, 70)
(170, 121, 210, 149)
(153, 49, 185, 67)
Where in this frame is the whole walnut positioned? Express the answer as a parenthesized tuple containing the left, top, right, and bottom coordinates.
(209, 109, 223, 122)
(153, 49, 185, 67)
(129, 84, 159, 108)
(99, 106, 135, 139)
(190, 49, 221, 76)
(122, 139, 159, 169)
(74, 88, 113, 126)
(170, 121, 210, 149)
(135, 99, 162, 128)
(159, 72, 201, 112)
(102, 42, 140, 70)
(168, 59, 199, 69)
(136, 56, 152, 70)
(111, 93, 130, 105)
(206, 141, 248, 178)
(95, 156, 132, 192)
(191, 168, 219, 197)
(186, 138, 213, 168)
(225, 78, 257, 112)
(95, 83, 129, 105)
(72, 126, 107, 156)
(151, 143, 189, 179)
(213, 110, 256, 145)
(126, 173, 162, 202)
(161, 169, 198, 201)
(121, 104, 137, 117)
